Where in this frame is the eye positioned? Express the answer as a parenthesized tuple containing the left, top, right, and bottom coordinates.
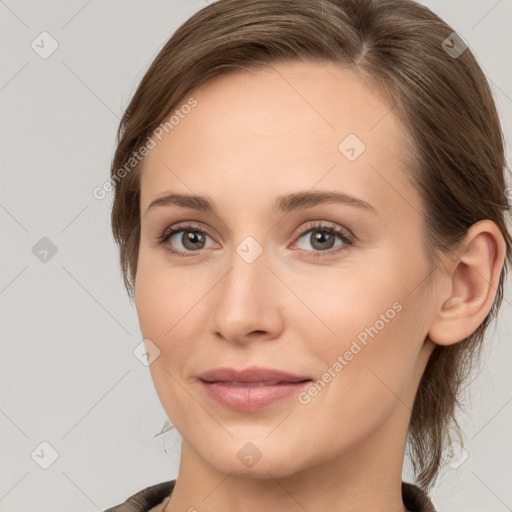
(158, 221, 354, 259)
(292, 222, 353, 258)
(158, 223, 216, 257)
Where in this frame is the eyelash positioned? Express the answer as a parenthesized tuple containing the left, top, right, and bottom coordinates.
(158, 221, 354, 260)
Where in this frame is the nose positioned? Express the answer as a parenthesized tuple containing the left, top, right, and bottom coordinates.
(207, 245, 284, 345)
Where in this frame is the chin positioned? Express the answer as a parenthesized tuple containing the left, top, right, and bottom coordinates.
(200, 441, 305, 480)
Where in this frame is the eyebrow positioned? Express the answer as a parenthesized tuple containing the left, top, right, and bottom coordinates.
(145, 190, 378, 216)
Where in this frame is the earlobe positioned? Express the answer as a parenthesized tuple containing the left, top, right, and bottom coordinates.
(427, 220, 506, 346)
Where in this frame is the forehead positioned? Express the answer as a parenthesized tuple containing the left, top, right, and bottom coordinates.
(140, 60, 418, 218)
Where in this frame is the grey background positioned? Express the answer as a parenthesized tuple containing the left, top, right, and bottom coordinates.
(0, 1, 510, 510)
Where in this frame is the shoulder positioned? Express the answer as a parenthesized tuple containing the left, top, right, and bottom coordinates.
(103, 479, 435, 512)
(402, 481, 438, 512)
(103, 480, 176, 512)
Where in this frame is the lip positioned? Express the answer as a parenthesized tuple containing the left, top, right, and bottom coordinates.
(198, 366, 312, 412)
(198, 366, 311, 384)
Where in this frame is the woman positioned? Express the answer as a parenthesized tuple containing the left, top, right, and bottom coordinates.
(103, 0, 511, 510)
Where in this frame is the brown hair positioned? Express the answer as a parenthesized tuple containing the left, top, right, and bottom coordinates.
(109, 0, 512, 491)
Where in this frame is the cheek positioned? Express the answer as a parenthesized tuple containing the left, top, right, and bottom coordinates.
(134, 259, 198, 419)
(293, 264, 423, 406)
(135, 259, 167, 342)
(134, 252, 208, 374)
(290, 264, 405, 352)
(135, 248, 190, 340)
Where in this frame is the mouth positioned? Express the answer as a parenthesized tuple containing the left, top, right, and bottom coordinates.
(202, 380, 311, 386)
(198, 366, 312, 384)
(198, 374, 312, 412)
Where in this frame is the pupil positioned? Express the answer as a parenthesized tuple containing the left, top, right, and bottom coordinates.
(185, 231, 204, 249)
(313, 231, 333, 249)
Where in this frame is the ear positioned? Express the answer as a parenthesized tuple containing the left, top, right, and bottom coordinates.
(428, 220, 507, 346)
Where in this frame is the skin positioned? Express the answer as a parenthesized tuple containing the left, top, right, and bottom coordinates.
(134, 61, 506, 512)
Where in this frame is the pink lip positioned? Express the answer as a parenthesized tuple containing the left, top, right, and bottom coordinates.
(198, 366, 312, 412)
(199, 366, 311, 383)
(199, 380, 311, 411)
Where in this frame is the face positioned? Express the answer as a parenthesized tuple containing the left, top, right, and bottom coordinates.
(135, 60, 437, 479)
